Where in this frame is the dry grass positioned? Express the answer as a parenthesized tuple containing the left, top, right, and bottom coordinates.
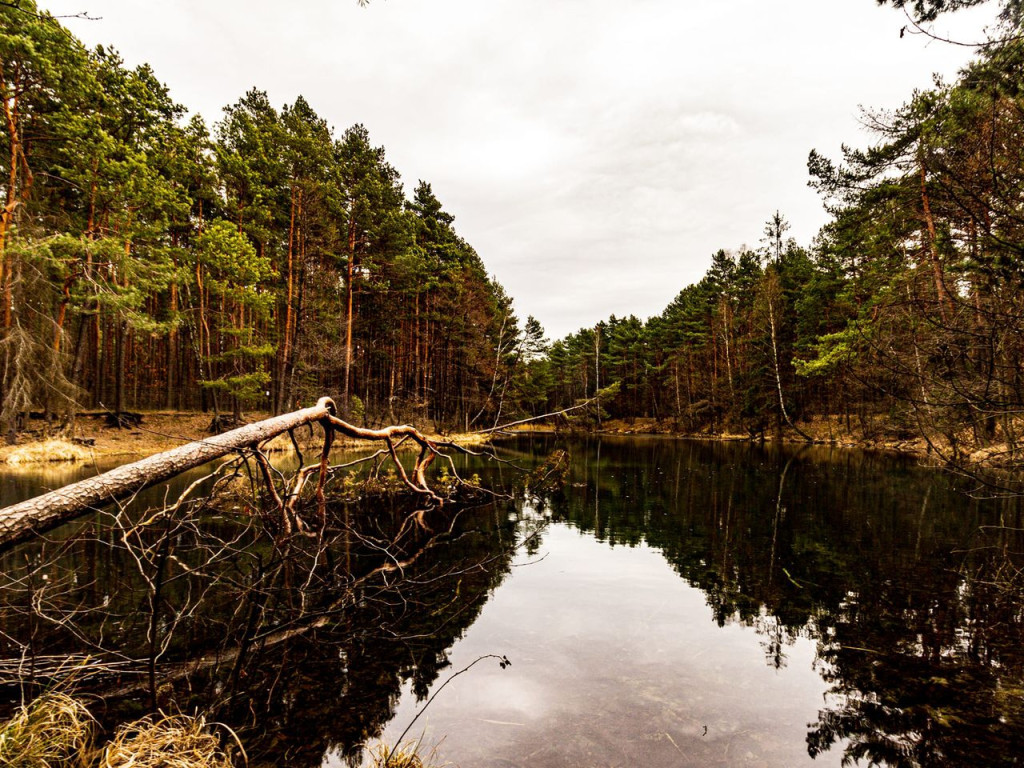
(0, 439, 92, 465)
(0, 696, 245, 768)
(0, 692, 95, 768)
(99, 711, 242, 768)
(79, 412, 227, 459)
(366, 740, 443, 768)
(260, 431, 302, 453)
(431, 431, 492, 446)
(261, 427, 491, 454)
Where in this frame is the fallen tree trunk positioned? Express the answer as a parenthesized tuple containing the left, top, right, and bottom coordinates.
(0, 392, 540, 552)
(0, 398, 338, 551)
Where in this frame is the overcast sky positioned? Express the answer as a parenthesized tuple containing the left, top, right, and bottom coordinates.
(45, 0, 992, 339)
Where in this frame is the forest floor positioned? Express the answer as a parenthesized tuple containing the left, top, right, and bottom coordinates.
(0, 412, 215, 464)
(0, 411, 491, 465)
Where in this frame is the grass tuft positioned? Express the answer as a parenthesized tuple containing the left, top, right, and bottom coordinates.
(1, 439, 91, 465)
(0, 692, 95, 768)
(1, 695, 245, 768)
(366, 740, 443, 768)
(99, 711, 242, 768)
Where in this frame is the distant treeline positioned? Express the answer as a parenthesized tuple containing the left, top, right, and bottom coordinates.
(2, 2, 1023, 464)
(0, 2, 543, 433)
(544, 40, 1024, 463)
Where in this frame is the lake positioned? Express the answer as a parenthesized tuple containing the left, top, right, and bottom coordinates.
(0, 436, 1022, 767)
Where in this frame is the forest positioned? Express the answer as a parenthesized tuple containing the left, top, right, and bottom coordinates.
(545, 40, 1024, 477)
(1, 0, 1023, 482)
(0, 0, 539, 436)
(1, 2, 1024, 767)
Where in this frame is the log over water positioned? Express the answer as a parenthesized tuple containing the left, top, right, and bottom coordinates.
(0, 397, 450, 551)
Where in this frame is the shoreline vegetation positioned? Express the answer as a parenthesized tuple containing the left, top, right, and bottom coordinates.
(0, 692, 240, 768)
(0, 408, 943, 468)
(591, 415, 936, 454)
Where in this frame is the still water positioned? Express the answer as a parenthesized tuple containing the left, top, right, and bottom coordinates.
(0, 436, 1022, 767)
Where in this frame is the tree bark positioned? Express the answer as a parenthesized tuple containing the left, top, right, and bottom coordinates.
(0, 398, 337, 551)
(276, 186, 299, 414)
(765, 273, 813, 442)
(0, 397, 470, 552)
(343, 216, 357, 417)
(1, 83, 21, 333)
(919, 156, 953, 322)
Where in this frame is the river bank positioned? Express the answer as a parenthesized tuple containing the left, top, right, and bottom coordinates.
(585, 416, 1021, 477)
(590, 416, 936, 457)
(0, 409, 1000, 472)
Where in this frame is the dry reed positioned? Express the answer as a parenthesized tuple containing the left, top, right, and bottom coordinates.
(0, 692, 95, 767)
(367, 740, 443, 768)
(1, 439, 91, 465)
(100, 711, 243, 768)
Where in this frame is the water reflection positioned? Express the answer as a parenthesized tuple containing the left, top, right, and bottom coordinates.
(538, 437, 1024, 767)
(0, 437, 1021, 767)
(0, 458, 524, 767)
(370, 523, 835, 768)
(0, 458, 116, 507)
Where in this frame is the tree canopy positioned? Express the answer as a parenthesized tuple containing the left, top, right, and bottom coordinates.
(0, 1, 544, 435)
(536, 38, 1024, 478)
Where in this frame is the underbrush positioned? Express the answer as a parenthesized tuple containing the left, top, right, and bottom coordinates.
(0, 692, 93, 767)
(101, 712, 241, 768)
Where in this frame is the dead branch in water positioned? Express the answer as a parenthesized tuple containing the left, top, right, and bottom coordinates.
(0, 397, 467, 551)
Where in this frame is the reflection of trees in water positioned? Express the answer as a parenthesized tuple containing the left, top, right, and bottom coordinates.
(0, 488, 520, 768)
(807, 535, 1024, 767)
(551, 437, 1024, 767)
(2, 438, 1021, 766)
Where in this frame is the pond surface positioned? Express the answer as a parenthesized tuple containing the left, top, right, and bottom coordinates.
(1, 436, 1022, 767)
